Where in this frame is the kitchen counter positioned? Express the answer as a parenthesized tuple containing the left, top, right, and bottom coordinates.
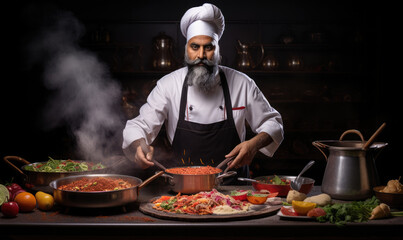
(1, 178, 401, 240)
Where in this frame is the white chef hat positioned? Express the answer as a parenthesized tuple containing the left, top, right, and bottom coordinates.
(180, 3, 225, 42)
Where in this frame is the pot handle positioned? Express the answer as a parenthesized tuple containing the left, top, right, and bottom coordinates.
(312, 141, 329, 161)
(137, 171, 164, 192)
(3, 156, 31, 177)
(339, 129, 365, 141)
(216, 171, 237, 184)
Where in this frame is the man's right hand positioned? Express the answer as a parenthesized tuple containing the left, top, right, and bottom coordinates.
(123, 138, 155, 169)
(135, 143, 155, 169)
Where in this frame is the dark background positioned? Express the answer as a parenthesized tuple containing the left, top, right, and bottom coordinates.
(1, 1, 397, 185)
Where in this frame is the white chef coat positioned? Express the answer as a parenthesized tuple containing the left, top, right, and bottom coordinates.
(122, 65, 284, 157)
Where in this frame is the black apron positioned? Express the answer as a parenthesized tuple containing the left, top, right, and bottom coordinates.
(170, 70, 249, 185)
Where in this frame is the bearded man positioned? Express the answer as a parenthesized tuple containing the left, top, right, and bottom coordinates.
(122, 3, 283, 183)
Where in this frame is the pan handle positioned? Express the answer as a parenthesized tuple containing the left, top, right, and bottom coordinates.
(339, 129, 365, 141)
(137, 171, 164, 193)
(3, 156, 31, 177)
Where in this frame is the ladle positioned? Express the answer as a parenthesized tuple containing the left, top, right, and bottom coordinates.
(290, 160, 315, 191)
(362, 122, 386, 150)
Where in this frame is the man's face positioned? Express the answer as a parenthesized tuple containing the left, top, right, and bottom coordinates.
(186, 35, 215, 61)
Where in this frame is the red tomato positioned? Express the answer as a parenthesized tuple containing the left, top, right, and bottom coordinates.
(280, 206, 298, 216)
(1, 201, 19, 217)
(307, 207, 326, 217)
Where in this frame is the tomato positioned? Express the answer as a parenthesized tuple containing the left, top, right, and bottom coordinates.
(267, 192, 279, 198)
(280, 206, 298, 216)
(1, 201, 19, 217)
(307, 207, 326, 217)
(35, 191, 54, 211)
(14, 192, 36, 212)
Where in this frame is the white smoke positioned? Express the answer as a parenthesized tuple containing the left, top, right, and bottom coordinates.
(30, 10, 123, 161)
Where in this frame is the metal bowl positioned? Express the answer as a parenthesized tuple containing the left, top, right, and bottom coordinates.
(252, 175, 315, 196)
(49, 172, 163, 208)
(373, 186, 403, 209)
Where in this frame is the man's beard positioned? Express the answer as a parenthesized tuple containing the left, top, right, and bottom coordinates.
(185, 53, 220, 93)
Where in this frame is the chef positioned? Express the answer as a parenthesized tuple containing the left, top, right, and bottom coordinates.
(122, 3, 283, 183)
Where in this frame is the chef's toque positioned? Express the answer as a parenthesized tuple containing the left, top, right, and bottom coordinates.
(180, 3, 225, 42)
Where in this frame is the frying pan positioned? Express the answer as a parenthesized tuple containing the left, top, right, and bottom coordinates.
(3, 156, 112, 191)
(49, 172, 164, 208)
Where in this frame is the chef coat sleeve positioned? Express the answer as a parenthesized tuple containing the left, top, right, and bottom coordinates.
(122, 80, 169, 149)
(246, 84, 284, 157)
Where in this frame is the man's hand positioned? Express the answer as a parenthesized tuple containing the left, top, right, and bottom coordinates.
(123, 138, 155, 169)
(225, 132, 273, 169)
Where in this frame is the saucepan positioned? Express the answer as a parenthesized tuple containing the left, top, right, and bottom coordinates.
(238, 175, 315, 196)
(155, 157, 237, 194)
(49, 172, 163, 208)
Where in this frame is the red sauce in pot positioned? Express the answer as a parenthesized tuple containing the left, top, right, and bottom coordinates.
(166, 166, 222, 175)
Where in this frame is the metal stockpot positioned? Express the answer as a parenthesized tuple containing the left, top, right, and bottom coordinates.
(313, 130, 387, 200)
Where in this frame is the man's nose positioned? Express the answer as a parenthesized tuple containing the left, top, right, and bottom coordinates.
(197, 47, 206, 59)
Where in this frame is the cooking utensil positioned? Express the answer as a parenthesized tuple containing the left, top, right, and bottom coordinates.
(49, 172, 163, 208)
(362, 122, 386, 150)
(238, 175, 315, 196)
(290, 160, 315, 191)
(313, 129, 388, 200)
(3, 156, 110, 192)
(162, 166, 237, 194)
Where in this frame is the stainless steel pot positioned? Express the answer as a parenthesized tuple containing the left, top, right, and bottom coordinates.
(313, 129, 388, 200)
(162, 166, 237, 194)
(3, 156, 110, 191)
(49, 172, 163, 208)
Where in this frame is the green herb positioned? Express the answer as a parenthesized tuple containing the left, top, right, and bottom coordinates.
(272, 175, 286, 185)
(317, 196, 380, 226)
(160, 198, 177, 210)
(24, 157, 106, 172)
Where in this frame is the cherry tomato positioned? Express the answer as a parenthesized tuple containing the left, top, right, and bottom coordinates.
(1, 201, 19, 217)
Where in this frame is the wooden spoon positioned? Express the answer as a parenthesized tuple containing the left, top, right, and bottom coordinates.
(362, 122, 386, 150)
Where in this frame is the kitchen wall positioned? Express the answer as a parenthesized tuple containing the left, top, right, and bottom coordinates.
(1, 1, 395, 184)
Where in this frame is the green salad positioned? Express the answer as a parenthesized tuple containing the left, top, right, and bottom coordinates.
(24, 157, 106, 172)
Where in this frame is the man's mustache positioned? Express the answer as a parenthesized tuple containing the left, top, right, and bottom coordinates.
(187, 58, 215, 67)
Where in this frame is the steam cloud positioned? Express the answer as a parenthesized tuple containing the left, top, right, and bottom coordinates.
(29, 10, 123, 161)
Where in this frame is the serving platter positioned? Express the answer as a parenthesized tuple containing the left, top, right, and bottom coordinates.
(139, 197, 281, 222)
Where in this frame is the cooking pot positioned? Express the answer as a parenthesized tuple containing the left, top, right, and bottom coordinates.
(313, 129, 388, 200)
(49, 172, 163, 208)
(3, 156, 112, 192)
(162, 166, 237, 194)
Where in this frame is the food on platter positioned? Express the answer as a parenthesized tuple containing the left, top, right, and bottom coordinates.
(57, 177, 133, 192)
(380, 178, 403, 194)
(307, 207, 326, 217)
(303, 193, 332, 206)
(152, 189, 250, 215)
(286, 190, 307, 203)
(230, 190, 248, 201)
(165, 166, 222, 175)
(24, 157, 106, 173)
(292, 200, 316, 215)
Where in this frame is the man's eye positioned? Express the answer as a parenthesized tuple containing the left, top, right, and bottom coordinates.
(205, 45, 214, 51)
(191, 44, 199, 50)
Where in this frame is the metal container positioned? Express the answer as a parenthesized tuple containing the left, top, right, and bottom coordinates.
(162, 166, 237, 194)
(49, 172, 163, 208)
(313, 130, 387, 200)
(3, 156, 109, 192)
